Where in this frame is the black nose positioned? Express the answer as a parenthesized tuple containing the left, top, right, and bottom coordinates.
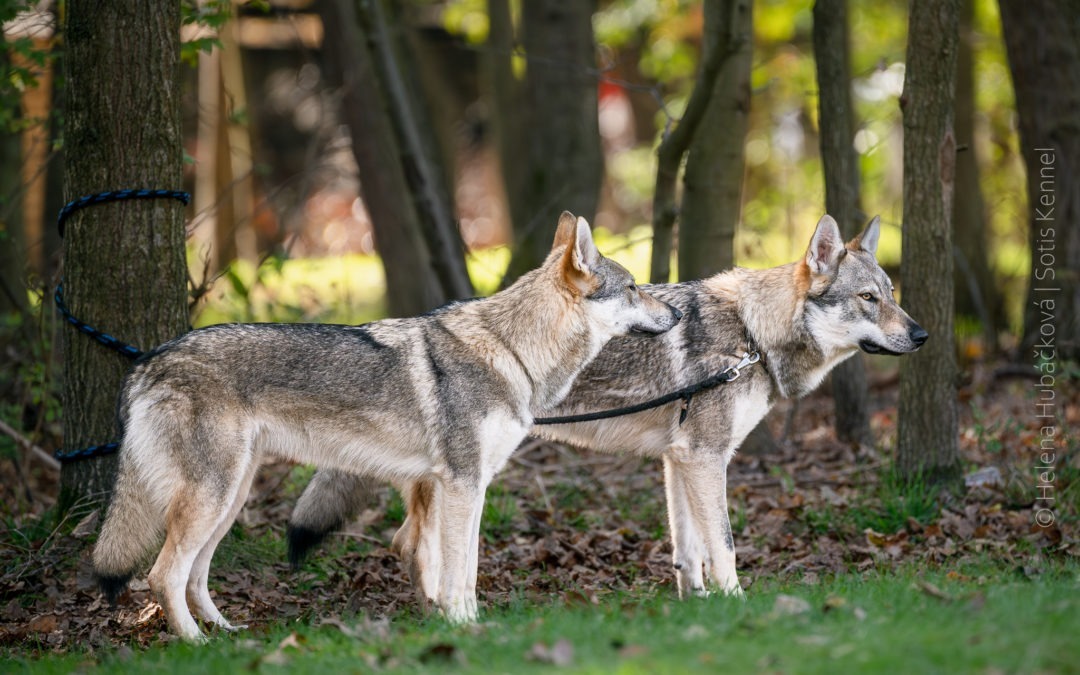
(909, 325, 928, 347)
(671, 305, 683, 321)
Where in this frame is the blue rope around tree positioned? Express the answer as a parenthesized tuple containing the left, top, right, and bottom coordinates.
(53, 189, 190, 463)
(56, 188, 190, 237)
(54, 283, 145, 360)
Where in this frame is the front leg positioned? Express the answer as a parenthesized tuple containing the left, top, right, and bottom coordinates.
(664, 452, 742, 597)
(434, 476, 485, 623)
(663, 454, 707, 598)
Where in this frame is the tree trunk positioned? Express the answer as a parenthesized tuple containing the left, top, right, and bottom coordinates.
(362, 0, 473, 301)
(952, 0, 999, 345)
(678, 0, 752, 282)
(502, 0, 602, 285)
(1000, 0, 1080, 362)
(0, 30, 28, 316)
(484, 0, 526, 245)
(60, 0, 189, 510)
(812, 0, 872, 446)
(318, 0, 445, 317)
(647, 0, 738, 284)
(897, 0, 962, 488)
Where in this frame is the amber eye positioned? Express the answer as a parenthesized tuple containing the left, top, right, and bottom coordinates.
(860, 292, 876, 302)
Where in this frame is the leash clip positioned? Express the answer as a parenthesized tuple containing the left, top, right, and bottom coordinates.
(720, 351, 759, 383)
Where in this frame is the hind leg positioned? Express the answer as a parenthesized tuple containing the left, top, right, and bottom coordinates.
(149, 489, 229, 642)
(391, 479, 441, 611)
(186, 457, 258, 631)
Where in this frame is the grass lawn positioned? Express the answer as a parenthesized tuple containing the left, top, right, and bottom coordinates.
(4, 558, 1076, 674)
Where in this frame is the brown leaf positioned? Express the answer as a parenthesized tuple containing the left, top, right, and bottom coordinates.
(26, 614, 58, 634)
(772, 594, 811, 616)
(419, 642, 460, 664)
(71, 510, 100, 539)
(527, 638, 574, 666)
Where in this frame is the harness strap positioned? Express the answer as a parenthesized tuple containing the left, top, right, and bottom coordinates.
(533, 351, 761, 426)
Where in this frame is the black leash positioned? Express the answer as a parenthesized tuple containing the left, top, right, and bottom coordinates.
(533, 351, 760, 426)
(53, 189, 190, 463)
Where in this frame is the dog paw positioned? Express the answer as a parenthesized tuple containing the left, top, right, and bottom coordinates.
(440, 600, 478, 625)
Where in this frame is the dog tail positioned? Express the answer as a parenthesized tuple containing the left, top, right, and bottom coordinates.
(93, 455, 166, 603)
(288, 469, 376, 568)
(92, 401, 171, 605)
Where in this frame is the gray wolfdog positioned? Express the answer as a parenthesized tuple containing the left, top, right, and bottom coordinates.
(92, 213, 682, 641)
(288, 214, 926, 602)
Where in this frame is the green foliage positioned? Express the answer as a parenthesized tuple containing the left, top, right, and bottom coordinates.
(481, 484, 519, 543)
(0, 2, 55, 135)
(179, 0, 231, 66)
(851, 468, 942, 534)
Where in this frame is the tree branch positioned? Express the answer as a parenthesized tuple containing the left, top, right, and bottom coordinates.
(0, 418, 60, 471)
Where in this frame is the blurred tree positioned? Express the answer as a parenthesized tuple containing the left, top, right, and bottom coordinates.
(678, 0, 752, 282)
(369, 0, 473, 302)
(643, 0, 747, 280)
(60, 0, 189, 509)
(813, 0, 872, 446)
(999, 0, 1080, 362)
(952, 0, 999, 346)
(0, 25, 28, 316)
(484, 0, 524, 248)
(318, 0, 468, 316)
(897, 0, 962, 488)
(500, 0, 602, 284)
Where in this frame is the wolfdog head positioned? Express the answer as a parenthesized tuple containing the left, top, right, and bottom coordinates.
(550, 211, 682, 336)
(802, 214, 928, 356)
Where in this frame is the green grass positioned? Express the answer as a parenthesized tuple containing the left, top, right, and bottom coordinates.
(4, 558, 1077, 673)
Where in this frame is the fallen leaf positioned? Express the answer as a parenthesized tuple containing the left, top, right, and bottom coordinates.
(527, 638, 574, 666)
(419, 642, 459, 664)
(26, 614, 58, 634)
(71, 510, 100, 539)
(772, 594, 811, 616)
(914, 581, 952, 601)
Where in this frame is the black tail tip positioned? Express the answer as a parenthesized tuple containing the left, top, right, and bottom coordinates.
(286, 524, 334, 570)
(98, 574, 133, 605)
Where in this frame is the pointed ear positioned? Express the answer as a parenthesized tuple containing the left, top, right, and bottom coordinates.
(805, 214, 845, 276)
(568, 216, 600, 274)
(851, 215, 881, 256)
(560, 217, 601, 293)
(551, 211, 578, 251)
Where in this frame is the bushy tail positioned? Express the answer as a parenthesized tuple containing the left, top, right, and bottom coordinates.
(92, 457, 166, 604)
(287, 469, 376, 568)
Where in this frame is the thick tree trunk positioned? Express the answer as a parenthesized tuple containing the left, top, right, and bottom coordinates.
(502, 0, 602, 285)
(812, 0, 872, 446)
(952, 0, 999, 344)
(1000, 0, 1080, 362)
(678, 0, 752, 282)
(60, 0, 189, 509)
(897, 0, 962, 488)
(318, 0, 445, 317)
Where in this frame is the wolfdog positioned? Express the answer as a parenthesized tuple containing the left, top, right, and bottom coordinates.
(288, 214, 926, 601)
(92, 213, 682, 641)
